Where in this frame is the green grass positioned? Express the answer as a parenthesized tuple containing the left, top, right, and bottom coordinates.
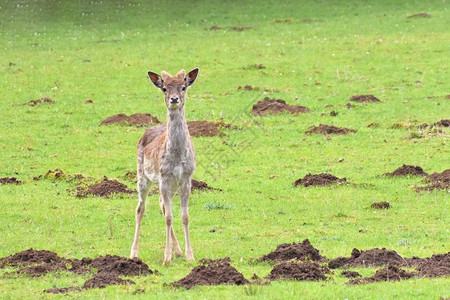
(0, 0, 449, 299)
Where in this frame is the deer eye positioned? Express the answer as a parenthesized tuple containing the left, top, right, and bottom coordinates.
(181, 86, 186, 91)
(162, 87, 167, 92)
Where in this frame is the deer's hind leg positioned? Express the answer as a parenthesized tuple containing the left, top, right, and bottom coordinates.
(130, 173, 151, 259)
(159, 194, 182, 258)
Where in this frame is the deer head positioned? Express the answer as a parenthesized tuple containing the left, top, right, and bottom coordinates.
(148, 68, 199, 110)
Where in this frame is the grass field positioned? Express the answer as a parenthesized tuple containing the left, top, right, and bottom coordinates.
(0, 0, 449, 298)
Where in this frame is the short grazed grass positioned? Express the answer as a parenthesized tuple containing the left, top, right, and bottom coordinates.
(0, 0, 449, 299)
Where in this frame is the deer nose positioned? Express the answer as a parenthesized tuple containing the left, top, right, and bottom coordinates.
(170, 97, 179, 104)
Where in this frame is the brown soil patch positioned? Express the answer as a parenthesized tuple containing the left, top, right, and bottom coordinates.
(253, 63, 266, 69)
(305, 124, 355, 135)
(252, 97, 309, 116)
(341, 270, 361, 278)
(258, 239, 325, 262)
(23, 97, 54, 106)
(171, 257, 249, 289)
(206, 25, 223, 30)
(265, 261, 329, 281)
(349, 95, 380, 103)
(0, 249, 154, 292)
(230, 26, 252, 31)
(44, 286, 82, 294)
(407, 13, 431, 18)
(434, 119, 450, 127)
(385, 164, 428, 177)
(416, 169, 450, 192)
(328, 248, 406, 269)
(238, 85, 279, 92)
(414, 253, 450, 277)
(191, 179, 221, 192)
(0, 177, 22, 185)
(349, 265, 415, 284)
(76, 177, 136, 197)
(293, 173, 347, 187)
(33, 168, 85, 181)
(83, 272, 135, 289)
(100, 113, 160, 126)
(345, 103, 355, 109)
(371, 201, 390, 209)
(187, 120, 230, 137)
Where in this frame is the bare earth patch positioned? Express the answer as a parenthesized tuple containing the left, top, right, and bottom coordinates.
(305, 124, 355, 135)
(76, 177, 136, 197)
(293, 173, 347, 187)
(258, 239, 325, 262)
(0, 248, 155, 293)
(187, 120, 231, 137)
(191, 179, 222, 192)
(349, 265, 415, 285)
(433, 119, 450, 127)
(252, 97, 309, 116)
(100, 113, 161, 126)
(371, 201, 390, 209)
(23, 97, 54, 106)
(0, 177, 22, 185)
(349, 95, 380, 103)
(407, 13, 431, 18)
(341, 270, 362, 278)
(238, 85, 279, 92)
(171, 258, 249, 289)
(328, 248, 407, 268)
(265, 261, 329, 281)
(385, 164, 428, 177)
(416, 169, 450, 192)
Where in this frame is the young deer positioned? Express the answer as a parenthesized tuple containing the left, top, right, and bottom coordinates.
(130, 68, 199, 264)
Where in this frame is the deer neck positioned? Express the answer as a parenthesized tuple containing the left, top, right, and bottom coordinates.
(166, 108, 189, 156)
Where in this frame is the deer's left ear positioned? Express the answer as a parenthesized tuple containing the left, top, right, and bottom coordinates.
(185, 68, 199, 87)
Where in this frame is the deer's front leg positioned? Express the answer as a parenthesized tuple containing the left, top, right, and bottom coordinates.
(181, 180, 194, 261)
(160, 185, 174, 265)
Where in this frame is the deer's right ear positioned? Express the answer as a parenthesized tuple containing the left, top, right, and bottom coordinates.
(148, 71, 163, 89)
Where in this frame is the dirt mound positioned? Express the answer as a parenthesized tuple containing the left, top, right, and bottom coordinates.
(83, 272, 135, 289)
(385, 164, 428, 177)
(23, 97, 54, 106)
(341, 270, 361, 278)
(293, 173, 347, 187)
(349, 265, 414, 285)
(415, 253, 450, 277)
(265, 261, 329, 281)
(252, 97, 309, 116)
(187, 120, 230, 137)
(371, 201, 390, 209)
(416, 169, 450, 191)
(191, 179, 221, 192)
(433, 119, 450, 127)
(89, 255, 152, 277)
(0, 177, 22, 185)
(100, 113, 160, 126)
(407, 13, 431, 18)
(328, 248, 406, 268)
(238, 85, 279, 92)
(349, 95, 380, 103)
(44, 287, 81, 294)
(33, 168, 85, 181)
(171, 257, 249, 289)
(0, 248, 64, 268)
(0, 249, 155, 292)
(258, 239, 325, 262)
(305, 124, 355, 135)
(76, 177, 136, 197)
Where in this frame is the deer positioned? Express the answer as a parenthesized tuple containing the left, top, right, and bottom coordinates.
(130, 68, 199, 265)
